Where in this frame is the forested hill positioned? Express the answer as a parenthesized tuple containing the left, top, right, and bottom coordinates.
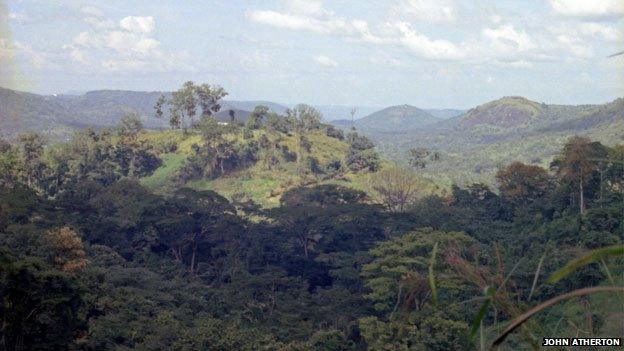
(1, 111, 622, 349)
(349, 96, 624, 185)
(0, 81, 623, 350)
(332, 104, 441, 133)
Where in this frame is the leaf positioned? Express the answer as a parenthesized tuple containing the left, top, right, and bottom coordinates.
(492, 286, 624, 347)
(470, 286, 495, 340)
(546, 245, 624, 284)
(528, 251, 546, 301)
(428, 242, 439, 306)
(496, 259, 522, 295)
(600, 258, 614, 285)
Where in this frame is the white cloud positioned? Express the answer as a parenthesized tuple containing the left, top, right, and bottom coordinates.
(555, 34, 592, 58)
(247, 5, 465, 60)
(8, 41, 49, 69)
(579, 22, 621, 41)
(315, 55, 338, 67)
(105, 31, 159, 54)
(391, 22, 464, 60)
(70, 49, 87, 63)
(73, 31, 102, 48)
(483, 25, 535, 52)
(247, 2, 610, 65)
(548, 0, 624, 19)
(390, 0, 456, 23)
(119, 16, 155, 34)
(283, 0, 327, 16)
(245, 10, 352, 35)
(490, 14, 502, 24)
(63, 11, 190, 73)
(7, 12, 29, 23)
(79, 6, 115, 29)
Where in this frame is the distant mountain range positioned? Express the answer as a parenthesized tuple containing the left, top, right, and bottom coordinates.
(0, 88, 291, 140)
(0, 87, 463, 140)
(2, 86, 621, 185)
(346, 96, 623, 185)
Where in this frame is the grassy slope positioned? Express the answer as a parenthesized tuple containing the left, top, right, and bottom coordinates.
(139, 129, 405, 207)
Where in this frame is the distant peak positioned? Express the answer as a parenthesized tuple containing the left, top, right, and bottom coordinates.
(461, 96, 544, 127)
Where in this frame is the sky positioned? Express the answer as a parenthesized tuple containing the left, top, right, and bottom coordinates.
(1, 0, 623, 109)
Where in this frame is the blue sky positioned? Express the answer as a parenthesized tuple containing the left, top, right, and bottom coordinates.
(1, 0, 623, 108)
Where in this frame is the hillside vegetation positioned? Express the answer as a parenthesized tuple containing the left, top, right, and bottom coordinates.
(352, 96, 624, 186)
(1, 106, 622, 349)
(138, 129, 388, 207)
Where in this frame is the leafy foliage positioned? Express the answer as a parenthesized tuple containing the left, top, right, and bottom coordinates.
(0, 111, 622, 350)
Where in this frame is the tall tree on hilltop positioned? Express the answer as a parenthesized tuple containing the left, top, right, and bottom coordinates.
(154, 94, 167, 120)
(156, 82, 227, 130)
(287, 104, 322, 131)
(246, 105, 270, 130)
(196, 83, 228, 118)
(172, 81, 198, 129)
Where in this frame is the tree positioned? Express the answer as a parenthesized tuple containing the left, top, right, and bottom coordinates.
(169, 105, 182, 129)
(345, 148, 379, 172)
(265, 113, 290, 134)
(115, 115, 160, 179)
(551, 136, 607, 214)
(298, 134, 311, 161)
(178, 81, 198, 126)
(197, 116, 224, 148)
(344, 132, 379, 172)
(117, 114, 143, 142)
(0, 140, 20, 187)
(323, 125, 344, 140)
(273, 185, 378, 261)
(369, 166, 421, 212)
(156, 82, 228, 130)
(154, 94, 167, 119)
(195, 83, 228, 118)
(496, 161, 550, 213)
(246, 105, 270, 130)
(287, 104, 322, 131)
(408, 147, 439, 169)
(17, 133, 46, 191)
(345, 132, 374, 151)
(358, 228, 475, 350)
(155, 188, 238, 276)
(117, 114, 143, 178)
(0, 254, 85, 351)
(43, 227, 88, 272)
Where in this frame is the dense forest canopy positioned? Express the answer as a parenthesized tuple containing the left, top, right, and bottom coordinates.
(0, 81, 623, 350)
